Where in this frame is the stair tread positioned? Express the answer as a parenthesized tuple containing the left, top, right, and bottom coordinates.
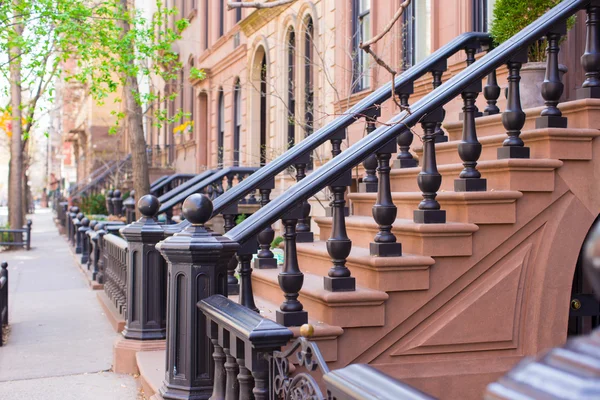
(252, 267, 389, 304)
(297, 240, 434, 269)
(315, 215, 479, 234)
(350, 190, 523, 202)
(391, 158, 563, 175)
(413, 127, 600, 154)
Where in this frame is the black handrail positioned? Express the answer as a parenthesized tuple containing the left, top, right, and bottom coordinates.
(150, 174, 170, 189)
(159, 167, 258, 215)
(71, 155, 132, 199)
(226, 0, 587, 243)
(150, 173, 196, 196)
(204, 32, 491, 218)
(156, 169, 217, 205)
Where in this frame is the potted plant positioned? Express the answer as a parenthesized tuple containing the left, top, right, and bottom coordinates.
(490, 0, 575, 109)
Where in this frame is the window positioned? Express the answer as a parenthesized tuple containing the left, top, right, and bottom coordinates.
(287, 28, 296, 149)
(233, 80, 241, 166)
(217, 89, 225, 167)
(402, 0, 432, 69)
(219, 0, 225, 37)
(352, 0, 371, 92)
(260, 54, 267, 166)
(236, 4, 242, 23)
(304, 17, 314, 137)
(203, 0, 209, 49)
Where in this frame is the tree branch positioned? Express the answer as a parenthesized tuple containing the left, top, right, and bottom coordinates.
(227, 0, 295, 10)
(360, 0, 411, 49)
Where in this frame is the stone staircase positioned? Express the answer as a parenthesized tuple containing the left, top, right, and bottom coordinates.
(244, 98, 600, 399)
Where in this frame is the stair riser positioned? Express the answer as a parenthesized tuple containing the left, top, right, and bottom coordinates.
(297, 250, 430, 292)
(351, 198, 517, 224)
(251, 275, 386, 328)
(391, 167, 556, 193)
(318, 222, 473, 257)
(416, 134, 595, 165)
(444, 99, 600, 141)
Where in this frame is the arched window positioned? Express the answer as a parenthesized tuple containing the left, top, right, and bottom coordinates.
(260, 54, 267, 166)
(304, 17, 314, 138)
(352, 0, 370, 91)
(217, 89, 225, 167)
(233, 79, 241, 166)
(287, 28, 296, 149)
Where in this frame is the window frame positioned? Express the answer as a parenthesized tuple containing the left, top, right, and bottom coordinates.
(352, 0, 371, 92)
(233, 80, 241, 166)
(217, 89, 225, 167)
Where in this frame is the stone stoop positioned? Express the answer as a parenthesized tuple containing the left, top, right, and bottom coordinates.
(135, 350, 165, 400)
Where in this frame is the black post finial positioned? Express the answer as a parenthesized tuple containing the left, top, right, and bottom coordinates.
(182, 193, 213, 226)
(137, 194, 160, 218)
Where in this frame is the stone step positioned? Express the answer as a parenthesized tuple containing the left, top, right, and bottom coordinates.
(390, 158, 562, 193)
(315, 216, 478, 257)
(349, 191, 522, 224)
(443, 98, 600, 141)
(296, 241, 434, 292)
(413, 128, 600, 166)
(251, 268, 389, 328)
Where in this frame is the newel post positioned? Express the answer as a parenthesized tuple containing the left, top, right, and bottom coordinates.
(156, 194, 239, 400)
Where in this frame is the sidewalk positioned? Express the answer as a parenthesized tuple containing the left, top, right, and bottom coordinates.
(0, 208, 139, 399)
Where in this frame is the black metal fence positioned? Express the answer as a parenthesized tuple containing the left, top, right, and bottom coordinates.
(0, 221, 32, 250)
(0, 262, 8, 347)
(102, 233, 128, 318)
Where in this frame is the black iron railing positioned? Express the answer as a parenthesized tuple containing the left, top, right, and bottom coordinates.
(198, 294, 434, 400)
(0, 262, 7, 347)
(150, 173, 196, 198)
(102, 233, 128, 318)
(0, 220, 32, 250)
(70, 155, 132, 200)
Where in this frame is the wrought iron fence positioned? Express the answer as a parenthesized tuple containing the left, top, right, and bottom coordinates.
(0, 262, 8, 347)
(0, 220, 32, 250)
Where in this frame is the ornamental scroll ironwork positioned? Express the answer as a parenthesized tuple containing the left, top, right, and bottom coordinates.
(270, 336, 330, 400)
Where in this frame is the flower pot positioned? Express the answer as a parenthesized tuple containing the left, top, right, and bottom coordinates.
(515, 62, 568, 110)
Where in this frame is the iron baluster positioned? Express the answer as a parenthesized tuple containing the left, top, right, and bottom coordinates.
(499, 50, 530, 159)
(415, 113, 447, 224)
(578, 2, 600, 99)
(223, 203, 240, 295)
(537, 23, 568, 128)
(295, 152, 314, 242)
(238, 239, 259, 312)
(254, 178, 277, 269)
(276, 205, 307, 327)
(394, 84, 418, 169)
(431, 59, 448, 143)
(359, 107, 381, 193)
(371, 139, 403, 256)
(455, 48, 487, 192)
(483, 69, 501, 115)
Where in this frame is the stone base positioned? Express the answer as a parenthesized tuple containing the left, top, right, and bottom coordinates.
(136, 350, 166, 399)
(454, 178, 487, 192)
(577, 86, 600, 99)
(497, 146, 530, 159)
(96, 291, 125, 333)
(296, 231, 314, 243)
(253, 257, 277, 269)
(324, 276, 356, 292)
(359, 181, 378, 193)
(276, 309, 308, 327)
(370, 242, 402, 257)
(535, 115, 568, 129)
(393, 158, 418, 169)
(414, 209, 447, 224)
(113, 336, 166, 374)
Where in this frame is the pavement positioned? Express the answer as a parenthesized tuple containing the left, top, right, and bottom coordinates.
(0, 208, 139, 399)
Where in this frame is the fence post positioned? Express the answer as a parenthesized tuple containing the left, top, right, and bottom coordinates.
(74, 213, 84, 253)
(79, 218, 91, 264)
(123, 190, 136, 224)
(106, 190, 114, 216)
(1, 262, 7, 327)
(113, 195, 168, 374)
(112, 190, 123, 217)
(156, 194, 239, 399)
(25, 220, 32, 250)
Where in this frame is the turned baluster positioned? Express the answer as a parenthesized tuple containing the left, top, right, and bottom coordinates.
(465, 46, 483, 118)
(238, 238, 259, 312)
(222, 203, 240, 295)
(431, 59, 448, 143)
(359, 107, 381, 193)
(394, 84, 418, 168)
(578, 2, 600, 99)
(455, 59, 486, 192)
(371, 139, 402, 256)
(236, 356, 254, 400)
(415, 114, 446, 224)
(222, 330, 239, 400)
(210, 324, 227, 400)
(295, 152, 314, 242)
(254, 178, 277, 269)
(324, 132, 354, 292)
(79, 218, 91, 264)
(483, 69, 501, 115)
(537, 23, 568, 128)
(499, 50, 530, 159)
(276, 205, 307, 327)
(237, 174, 247, 204)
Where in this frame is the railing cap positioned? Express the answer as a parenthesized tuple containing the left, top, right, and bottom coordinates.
(199, 295, 293, 350)
(182, 194, 212, 225)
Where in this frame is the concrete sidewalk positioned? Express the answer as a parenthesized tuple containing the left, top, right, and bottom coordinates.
(0, 208, 139, 399)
